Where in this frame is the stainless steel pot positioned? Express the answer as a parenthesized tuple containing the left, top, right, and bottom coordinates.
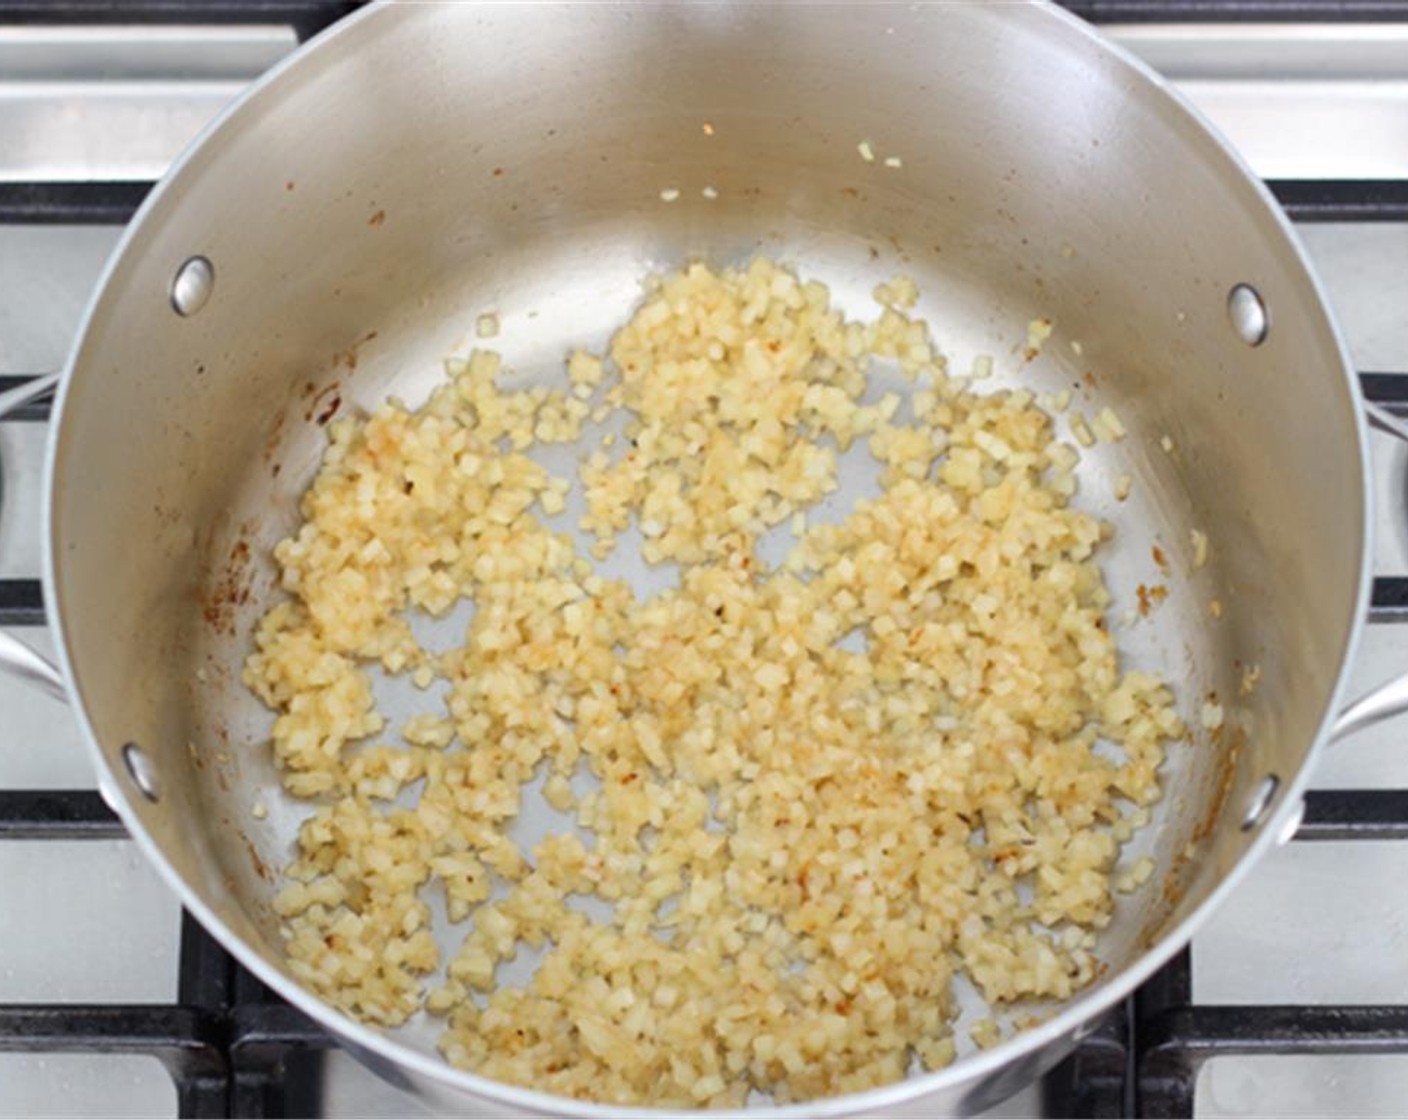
(2, 2, 1403, 1114)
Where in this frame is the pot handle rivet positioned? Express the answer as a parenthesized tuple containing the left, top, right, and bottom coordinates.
(1227, 283, 1269, 347)
(121, 742, 161, 802)
(171, 256, 215, 317)
(1241, 773, 1280, 830)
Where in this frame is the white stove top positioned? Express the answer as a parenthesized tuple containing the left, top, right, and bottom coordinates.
(4, 15, 1408, 1119)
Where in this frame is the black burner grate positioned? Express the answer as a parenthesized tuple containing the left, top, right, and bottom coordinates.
(5, 1, 1408, 1116)
(0, 792, 333, 1117)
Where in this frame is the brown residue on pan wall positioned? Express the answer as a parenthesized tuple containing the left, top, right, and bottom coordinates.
(1137, 723, 1247, 950)
(305, 381, 342, 425)
(203, 526, 256, 636)
(1193, 723, 1243, 847)
(328, 330, 381, 377)
(245, 836, 271, 881)
(262, 409, 286, 465)
(1129, 716, 1247, 955)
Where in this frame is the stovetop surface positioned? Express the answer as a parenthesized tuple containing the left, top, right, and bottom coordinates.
(6, 4, 1408, 1117)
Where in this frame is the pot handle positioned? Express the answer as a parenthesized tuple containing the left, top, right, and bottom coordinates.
(0, 373, 66, 702)
(1331, 401, 1408, 741)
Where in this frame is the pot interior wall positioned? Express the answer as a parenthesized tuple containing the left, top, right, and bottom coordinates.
(50, 0, 1363, 1089)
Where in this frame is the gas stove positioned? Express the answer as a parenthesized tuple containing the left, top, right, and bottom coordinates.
(5, 3, 1408, 1116)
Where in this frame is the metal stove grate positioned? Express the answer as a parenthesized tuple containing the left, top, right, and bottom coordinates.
(4, 1, 1408, 1116)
